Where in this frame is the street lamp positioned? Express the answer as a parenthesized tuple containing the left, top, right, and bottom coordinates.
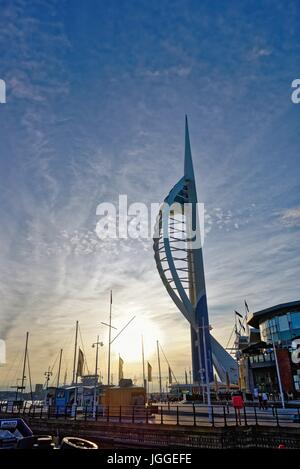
(270, 329, 285, 409)
(92, 336, 104, 418)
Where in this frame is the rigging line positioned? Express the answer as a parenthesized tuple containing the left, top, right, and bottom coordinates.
(169, 216, 186, 221)
(2, 349, 21, 390)
(169, 226, 186, 233)
(225, 324, 236, 349)
(78, 325, 90, 375)
(110, 316, 135, 345)
(50, 370, 58, 388)
(61, 325, 76, 379)
(50, 350, 60, 373)
(8, 352, 24, 390)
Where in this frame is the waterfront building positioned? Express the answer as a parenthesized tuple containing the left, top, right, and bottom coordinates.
(238, 300, 300, 397)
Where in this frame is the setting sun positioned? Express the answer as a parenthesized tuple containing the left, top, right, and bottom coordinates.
(112, 315, 164, 363)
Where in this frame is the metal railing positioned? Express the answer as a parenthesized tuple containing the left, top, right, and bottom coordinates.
(0, 402, 300, 428)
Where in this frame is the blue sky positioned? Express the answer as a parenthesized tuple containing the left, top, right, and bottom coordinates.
(0, 0, 299, 389)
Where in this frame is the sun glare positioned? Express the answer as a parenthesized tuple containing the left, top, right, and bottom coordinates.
(112, 316, 164, 363)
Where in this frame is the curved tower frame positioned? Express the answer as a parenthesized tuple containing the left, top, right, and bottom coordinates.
(153, 117, 238, 385)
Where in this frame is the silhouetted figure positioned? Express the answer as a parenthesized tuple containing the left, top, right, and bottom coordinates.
(262, 392, 268, 410)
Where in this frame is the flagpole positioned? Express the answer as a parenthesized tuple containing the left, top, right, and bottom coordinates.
(107, 290, 112, 386)
(156, 340, 162, 400)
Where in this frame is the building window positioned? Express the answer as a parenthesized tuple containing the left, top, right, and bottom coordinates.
(259, 312, 300, 346)
(291, 311, 300, 329)
(278, 315, 289, 331)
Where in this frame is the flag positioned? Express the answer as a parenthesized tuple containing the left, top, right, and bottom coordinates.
(244, 300, 249, 313)
(185, 370, 188, 385)
(235, 310, 243, 318)
(110, 290, 112, 304)
(76, 348, 84, 377)
(147, 362, 152, 382)
(118, 355, 124, 382)
(239, 319, 245, 332)
(168, 366, 172, 384)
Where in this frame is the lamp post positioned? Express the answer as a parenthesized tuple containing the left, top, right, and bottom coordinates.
(198, 320, 213, 423)
(92, 336, 103, 419)
(270, 329, 285, 409)
(196, 333, 205, 403)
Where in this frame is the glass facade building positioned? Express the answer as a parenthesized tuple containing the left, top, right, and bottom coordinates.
(239, 301, 300, 396)
(259, 310, 300, 346)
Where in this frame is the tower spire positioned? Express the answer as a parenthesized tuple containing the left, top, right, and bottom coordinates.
(184, 115, 195, 181)
(153, 117, 239, 388)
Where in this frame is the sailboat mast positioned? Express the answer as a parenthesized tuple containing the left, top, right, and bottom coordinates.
(72, 321, 79, 384)
(107, 290, 112, 386)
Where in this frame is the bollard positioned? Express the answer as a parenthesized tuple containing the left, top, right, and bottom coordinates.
(211, 406, 215, 427)
(223, 406, 227, 427)
(243, 406, 248, 426)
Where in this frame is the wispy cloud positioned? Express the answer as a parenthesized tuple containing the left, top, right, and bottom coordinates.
(0, 0, 299, 388)
(279, 206, 300, 227)
(249, 46, 272, 60)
